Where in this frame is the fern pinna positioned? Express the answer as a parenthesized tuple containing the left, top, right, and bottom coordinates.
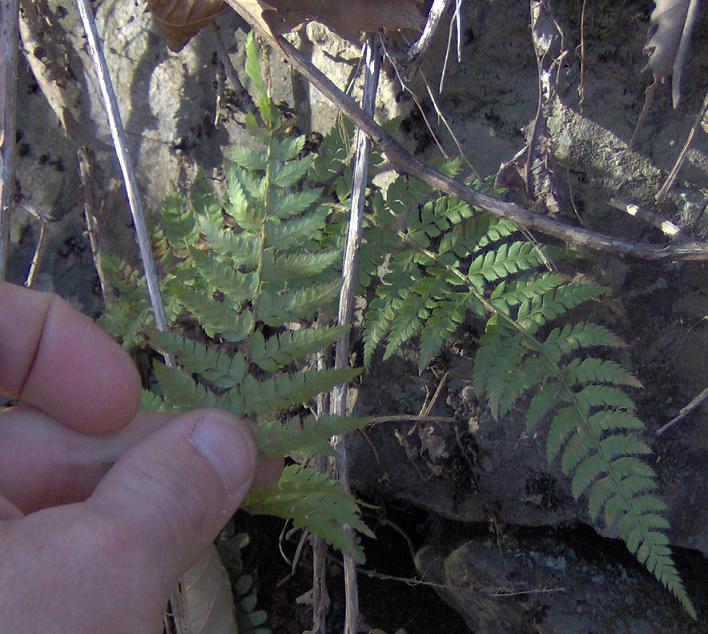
(101, 33, 372, 563)
(362, 176, 695, 616)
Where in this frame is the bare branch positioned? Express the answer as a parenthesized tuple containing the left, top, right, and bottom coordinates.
(76, 0, 171, 334)
(268, 34, 708, 261)
(656, 386, 708, 437)
(0, 0, 19, 279)
(24, 223, 48, 288)
(405, 0, 452, 61)
(608, 199, 683, 238)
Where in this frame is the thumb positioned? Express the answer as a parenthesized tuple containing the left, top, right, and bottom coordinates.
(86, 409, 256, 585)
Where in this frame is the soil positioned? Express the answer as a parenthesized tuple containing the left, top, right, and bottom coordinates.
(4, 0, 707, 632)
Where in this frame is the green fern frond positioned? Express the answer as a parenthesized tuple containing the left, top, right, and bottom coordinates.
(173, 285, 254, 342)
(565, 358, 643, 388)
(148, 330, 247, 388)
(418, 292, 469, 372)
(161, 192, 198, 251)
(243, 465, 372, 563)
(261, 249, 341, 282)
(517, 283, 608, 333)
(240, 368, 361, 417)
(271, 134, 306, 162)
(256, 281, 340, 327)
(271, 156, 316, 190)
(254, 415, 372, 458)
(99, 34, 377, 577)
(188, 249, 259, 303)
(383, 284, 435, 361)
(244, 32, 274, 126)
(308, 117, 355, 185)
(468, 241, 546, 287)
(359, 169, 693, 615)
(264, 206, 329, 249)
(542, 322, 625, 359)
(197, 216, 261, 269)
(269, 187, 322, 218)
(250, 325, 348, 372)
(153, 363, 217, 411)
(140, 389, 166, 412)
(97, 255, 152, 349)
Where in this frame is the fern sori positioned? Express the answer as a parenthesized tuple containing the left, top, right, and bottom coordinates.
(363, 178, 695, 616)
(101, 32, 371, 562)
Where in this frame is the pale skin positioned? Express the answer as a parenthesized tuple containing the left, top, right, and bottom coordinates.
(0, 281, 281, 633)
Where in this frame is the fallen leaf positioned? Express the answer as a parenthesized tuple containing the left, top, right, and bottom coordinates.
(148, 0, 228, 51)
(181, 545, 239, 634)
(262, 0, 425, 37)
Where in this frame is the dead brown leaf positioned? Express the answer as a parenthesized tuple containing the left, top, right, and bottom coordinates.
(148, 0, 228, 51)
(262, 0, 425, 37)
(181, 545, 239, 634)
(150, 0, 425, 51)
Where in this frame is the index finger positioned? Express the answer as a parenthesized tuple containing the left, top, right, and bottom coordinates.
(0, 281, 141, 434)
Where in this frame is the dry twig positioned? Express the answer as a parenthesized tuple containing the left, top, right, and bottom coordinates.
(0, 0, 19, 280)
(656, 386, 708, 436)
(608, 198, 683, 238)
(330, 36, 382, 634)
(76, 0, 171, 334)
(16, 202, 56, 288)
(77, 147, 112, 305)
(405, 0, 453, 62)
(578, 0, 587, 112)
(656, 88, 708, 203)
(264, 33, 708, 262)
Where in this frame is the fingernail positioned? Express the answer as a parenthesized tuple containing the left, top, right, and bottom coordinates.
(188, 413, 255, 498)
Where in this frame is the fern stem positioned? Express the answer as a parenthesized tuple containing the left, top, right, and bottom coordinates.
(330, 37, 382, 634)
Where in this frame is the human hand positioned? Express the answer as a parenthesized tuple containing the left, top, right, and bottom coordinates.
(0, 281, 279, 633)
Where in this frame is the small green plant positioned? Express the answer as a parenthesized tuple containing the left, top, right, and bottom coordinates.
(102, 33, 372, 562)
(102, 32, 695, 618)
(362, 175, 695, 616)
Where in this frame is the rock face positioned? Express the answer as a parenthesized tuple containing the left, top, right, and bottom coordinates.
(415, 523, 706, 634)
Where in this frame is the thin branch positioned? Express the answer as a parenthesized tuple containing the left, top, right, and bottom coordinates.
(17, 202, 55, 288)
(0, 0, 19, 280)
(578, 0, 587, 112)
(330, 37, 382, 634)
(438, 8, 456, 94)
(405, 0, 453, 61)
(418, 69, 480, 179)
(379, 36, 448, 160)
(608, 199, 683, 238)
(454, 0, 463, 62)
(76, 0, 171, 334)
(267, 35, 708, 261)
(77, 147, 112, 306)
(369, 414, 457, 426)
(656, 88, 708, 204)
(311, 347, 332, 634)
(24, 223, 48, 288)
(656, 386, 708, 437)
